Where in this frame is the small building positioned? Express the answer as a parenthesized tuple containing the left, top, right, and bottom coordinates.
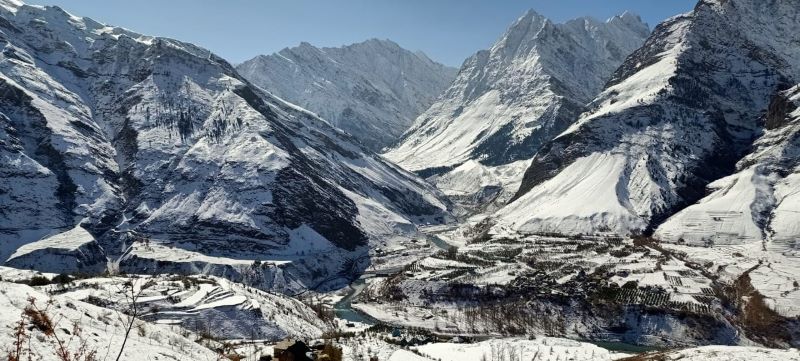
(274, 339, 312, 361)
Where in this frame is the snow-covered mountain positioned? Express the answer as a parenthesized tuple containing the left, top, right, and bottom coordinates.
(384, 10, 649, 209)
(656, 84, 800, 245)
(0, 0, 450, 292)
(499, 0, 800, 238)
(236, 39, 457, 152)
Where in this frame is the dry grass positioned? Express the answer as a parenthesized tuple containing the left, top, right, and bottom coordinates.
(23, 298, 54, 336)
(5, 297, 98, 361)
(716, 270, 792, 346)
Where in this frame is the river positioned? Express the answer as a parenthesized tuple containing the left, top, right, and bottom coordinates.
(334, 232, 453, 324)
(427, 233, 452, 251)
(333, 277, 377, 325)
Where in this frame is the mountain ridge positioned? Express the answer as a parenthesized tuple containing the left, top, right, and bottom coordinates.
(237, 39, 457, 152)
(0, 0, 450, 292)
(384, 9, 649, 212)
(500, 0, 800, 239)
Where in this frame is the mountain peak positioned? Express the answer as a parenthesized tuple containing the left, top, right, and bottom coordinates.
(519, 8, 546, 22)
(509, 8, 549, 33)
(360, 38, 399, 47)
(503, 0, 800, 238)
(238, 38, 457, 152)
(614, 11, 642, 23)
(491, 9, 551, 57)
(386, 9, 649, 188)
(609, 11, 648, 29)
(606, 11, 650, 37)
(295, 41, 318, 51)
(336, 38, 404, 55)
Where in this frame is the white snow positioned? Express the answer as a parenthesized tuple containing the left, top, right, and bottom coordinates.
(640, 345, 800, 361)
(431, 159, 532, 213)
(0, 281, 218, 360)
(657, 85, 800, 245)
(497, 153, 646, 235)
(191, 295, 247, 310)
(7, 225, 95, 261)
(125, 241, 291, 267)
(174, 283, 216, 307)
(412, 337, 623, 361)
(656, 167, 767, 244)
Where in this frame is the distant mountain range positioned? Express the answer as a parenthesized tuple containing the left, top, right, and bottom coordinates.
(237, 39, 457, 152)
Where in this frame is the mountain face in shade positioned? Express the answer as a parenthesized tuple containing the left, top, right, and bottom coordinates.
(655, 84, 800, 246)
(498, 0, 800, 239)
(236, 39, 457, 152)
(383, 10, 648, 210)
(0, 0, 449, 292)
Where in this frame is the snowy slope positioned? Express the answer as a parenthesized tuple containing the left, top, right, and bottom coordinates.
(0, 273, 334, 360)
(55, 274, 330, 341)
(430, 159, 531, 213)
(627, 346, 800, 361)
(0, 0, 450, 290)
(501, 0, 800, 236)
(656, 85, 800, 245)
(384, 10, 648, 210)
(412, 337, 624, 361)
(0, 280, 219, 360)
(4, 225, 106, 273)
(237, 39, 457, 152)
(386, 10, 648, 173)
(389, 342, 800, 361)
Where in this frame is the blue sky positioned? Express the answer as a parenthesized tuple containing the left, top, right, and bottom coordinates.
(26, 0, 697, 66)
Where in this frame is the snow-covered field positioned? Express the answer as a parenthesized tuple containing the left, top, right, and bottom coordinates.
(413, 337, 626, 361)
(0, 280, 219, 360)
(52, 274, 330, 341)
(628, 346, 800, 361)
(662, 241, 800, 318)
(0, 265, 795, 360)
(382, 338, 800, 361)
(0, 272, 340, 360)
(351, 226, 800, 348)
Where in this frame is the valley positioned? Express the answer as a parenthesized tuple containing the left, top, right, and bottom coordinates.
(0, 0, 799, 359)
(351, 226, 800, 347)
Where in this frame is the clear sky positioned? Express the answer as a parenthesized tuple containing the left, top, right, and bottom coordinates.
(25, 0, 697, 67)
